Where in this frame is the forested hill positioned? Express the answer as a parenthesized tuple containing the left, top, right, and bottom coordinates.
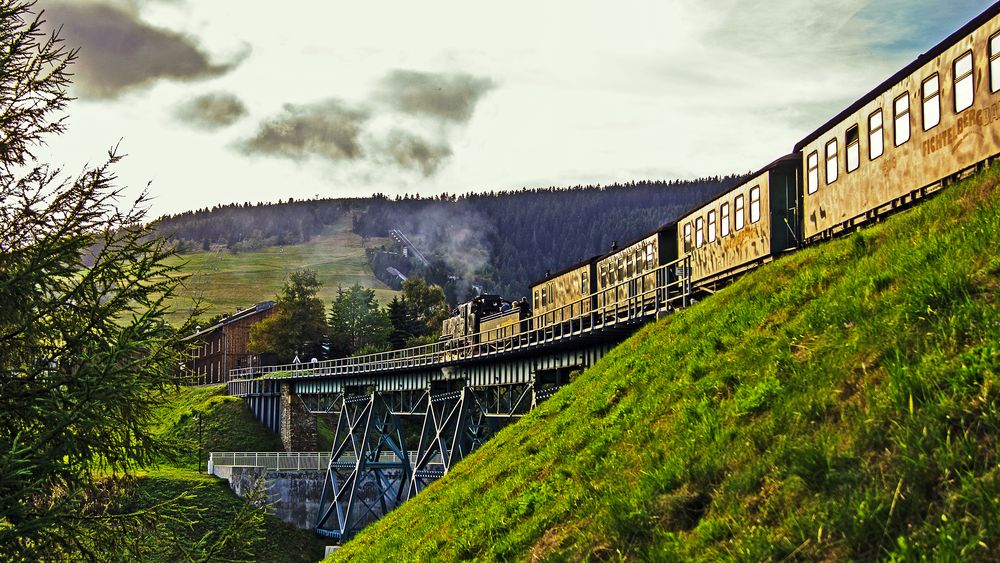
(154, 176, 741, 300)
(155, 198, 349, 252)
(354, 177, 740, 298)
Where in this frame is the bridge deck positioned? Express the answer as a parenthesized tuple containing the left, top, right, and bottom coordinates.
(228, 257, 691, 394)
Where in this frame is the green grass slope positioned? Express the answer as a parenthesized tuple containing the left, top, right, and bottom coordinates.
(332, 167, 1000, 561)
(125, 385, 324, 561)
(164, 216, 397, 326)
(151, 385, 284, 468)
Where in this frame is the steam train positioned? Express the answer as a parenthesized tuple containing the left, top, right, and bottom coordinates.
(441, 2, 1000, 345)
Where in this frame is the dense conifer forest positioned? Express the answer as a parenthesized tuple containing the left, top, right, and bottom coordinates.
(154, 176, 742, 301)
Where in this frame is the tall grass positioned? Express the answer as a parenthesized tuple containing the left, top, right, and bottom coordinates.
(330, 165, 1000, 561)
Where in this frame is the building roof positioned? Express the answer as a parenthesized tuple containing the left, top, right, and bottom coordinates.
(180, 301, 275, 342)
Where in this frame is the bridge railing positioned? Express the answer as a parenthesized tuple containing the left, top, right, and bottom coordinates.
(228, 256, 690, 384)
(208, 451, 423, 471)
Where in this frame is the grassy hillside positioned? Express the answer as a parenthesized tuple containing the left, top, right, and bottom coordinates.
(116, 385, 325, 561)
(150, 385, 284, 468)
(331, 167, 1000, 561)
(165, 215, 397, 326)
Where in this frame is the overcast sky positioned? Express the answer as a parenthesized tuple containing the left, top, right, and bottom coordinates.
(34, 0, 995, 217)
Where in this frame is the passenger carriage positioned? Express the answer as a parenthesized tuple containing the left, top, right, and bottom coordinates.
(796, 3, 1000, 242)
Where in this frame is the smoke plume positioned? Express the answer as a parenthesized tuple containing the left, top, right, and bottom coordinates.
(377, 129, 453, 177)
(376, 70, 496, 123)
(239, 100, 370, 161)
(175, 92, 247, 129)
(40, 1, 241, 98)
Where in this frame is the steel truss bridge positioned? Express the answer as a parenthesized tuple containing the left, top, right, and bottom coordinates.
(227, 257, 692, 541)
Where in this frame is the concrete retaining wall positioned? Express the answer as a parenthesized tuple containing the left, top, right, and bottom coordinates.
(224, 466, 326, 529)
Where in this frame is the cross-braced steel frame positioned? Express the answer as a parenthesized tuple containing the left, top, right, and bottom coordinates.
(314, 391, 412, 540)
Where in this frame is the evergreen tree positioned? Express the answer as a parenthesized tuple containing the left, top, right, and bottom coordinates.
(401, 275, 450, 338)
(0, 3, 269, 558)
(327, 284, 392, 357)
(387, 296, 420, 349)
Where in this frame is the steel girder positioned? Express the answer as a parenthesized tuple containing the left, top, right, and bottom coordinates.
(314, 391, 412, 540)
(407, 383, 533, 499)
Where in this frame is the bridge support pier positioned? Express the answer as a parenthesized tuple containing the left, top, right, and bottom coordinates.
(280, 382, 317, 452)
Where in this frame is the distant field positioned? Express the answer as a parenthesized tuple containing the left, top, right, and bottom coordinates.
(164, 216, 398, 326)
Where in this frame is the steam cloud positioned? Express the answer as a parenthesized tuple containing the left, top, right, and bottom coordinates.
(175, 92, 247, 129)
(41, 1, 241, 98)
(408, 206, 494, 297)
(239, 100, 370, 161)
(376, 70, 497, 123)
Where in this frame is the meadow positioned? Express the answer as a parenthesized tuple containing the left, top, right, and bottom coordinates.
(164, 215, 398, 326)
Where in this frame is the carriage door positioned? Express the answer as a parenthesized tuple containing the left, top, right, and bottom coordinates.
(771, 158, 802, 253)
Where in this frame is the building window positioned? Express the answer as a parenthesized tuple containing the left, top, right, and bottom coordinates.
(720, 202, 731, 237)
(683, 223, 692, 253)
(922, 74, 940, 130)
(955, 52, 974, 113)
(735, 195, 745, 230)
(750, 186, 761, 224)
(894, 93, 910, 146)
(696, 217, 705, 248)
(991, 32, 1000, 93)
(869, 110, 884, 160)
(825, 139, 838, 185)
(807, 151, 819, 194)
(846, 125, 860, 173)
(707, 210, 717, 242)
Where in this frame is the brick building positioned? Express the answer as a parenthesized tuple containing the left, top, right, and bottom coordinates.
(179, 301, 276, 385)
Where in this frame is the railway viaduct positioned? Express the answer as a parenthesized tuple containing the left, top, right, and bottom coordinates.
(226, 260, 691, 541)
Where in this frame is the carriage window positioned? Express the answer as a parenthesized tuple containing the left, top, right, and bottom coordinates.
(846, 125, 860, 173)
(991, 33, 1000, 92)
(922, 74, 940, 130)
(707, 210, 717, 242)
(627, 254, 634, 277)
(683, 223, 692, 252)
(581, 271, 588, 294)
(617, 259, 624, 281)
(825, 139, 838, 184)
(600, 264, 607, 287)
(646, 243, 655, 268)
(750, 186, 761, 224)
(696, 217, 705, 248)
(869, 110, 884, 160)
(954, 52, 974, 113)
(807, 151, 819, 194)
(720, 202, 731, 237)
(540, 288, 546, 307)
(735, 195, 745, 230)
(894, 93, 910, 146)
